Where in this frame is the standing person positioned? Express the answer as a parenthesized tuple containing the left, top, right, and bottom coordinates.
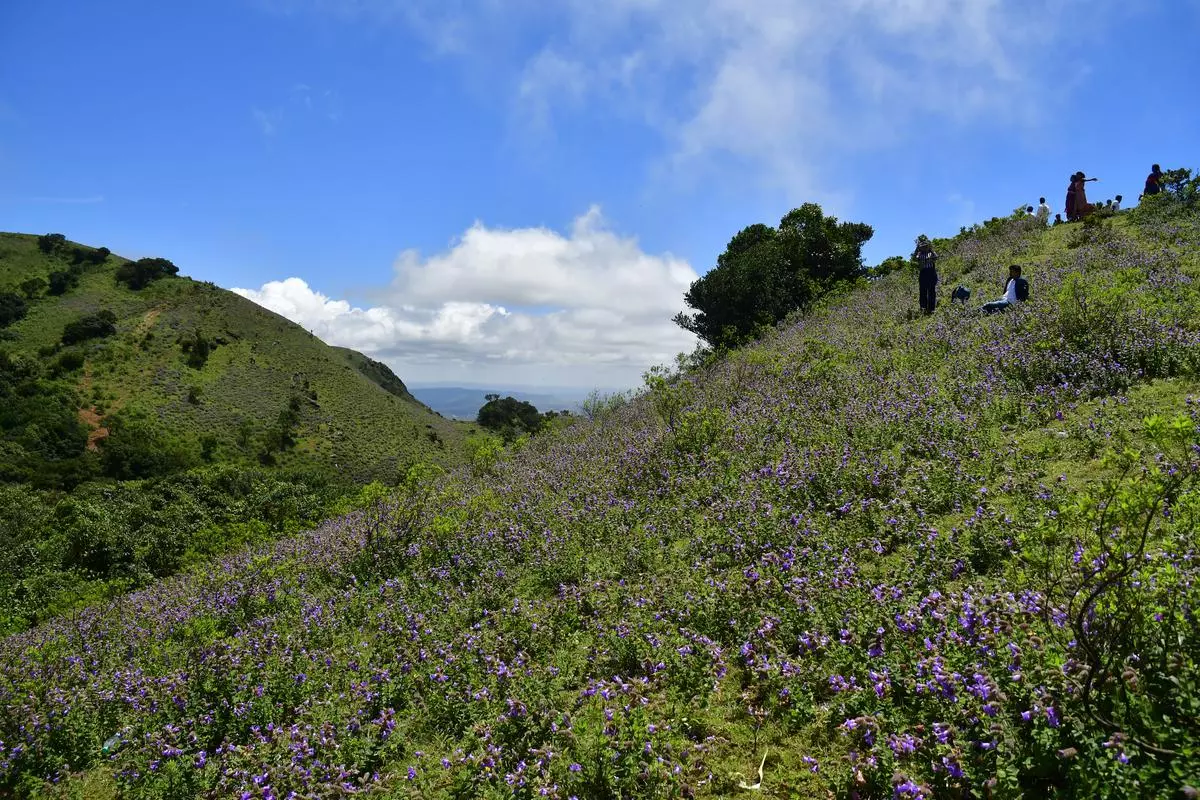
(1075, 171, 1099, 218)
(1037, 197, 1051, 223)
(1065, 174, 1078, 221)
(1113, 195, 1123, 211)
(913, 236, 938, 315)
(1145, 164, 1163, 196)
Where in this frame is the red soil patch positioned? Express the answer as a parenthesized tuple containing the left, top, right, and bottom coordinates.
(78, 407, 109, 451)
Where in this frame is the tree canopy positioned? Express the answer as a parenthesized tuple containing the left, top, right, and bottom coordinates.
(674, 203, 873, 349)
(115, 257, 178, 290)
(477, 394, 544, 441)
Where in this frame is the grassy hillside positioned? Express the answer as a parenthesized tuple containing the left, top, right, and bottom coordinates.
(0, 232, 463, 482)
(3, 195, 1200, 799)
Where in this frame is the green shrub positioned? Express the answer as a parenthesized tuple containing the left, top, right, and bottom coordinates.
(115, 257, 178, 290)
(61, 310, 117, 344)
(0, 292, 27, 328)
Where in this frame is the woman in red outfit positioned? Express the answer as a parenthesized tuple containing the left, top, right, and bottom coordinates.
(1074, 171, 1099, 218)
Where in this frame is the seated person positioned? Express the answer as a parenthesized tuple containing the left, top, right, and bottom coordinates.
(982, 264, 1029, 314)
(1053, 213, 1064, 225)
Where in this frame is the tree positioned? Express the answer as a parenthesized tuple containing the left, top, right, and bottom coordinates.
(70, 246, 109, 267)
(868, 255, 908, 278)
(115, 257, 179, 290)
(477, 395, 544, 441)
(0, 292, 28, 328)
(37, 233, 66, 255)
(673, 203, 873, 349)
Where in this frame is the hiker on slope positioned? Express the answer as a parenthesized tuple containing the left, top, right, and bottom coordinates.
(913, 236, 938, 315)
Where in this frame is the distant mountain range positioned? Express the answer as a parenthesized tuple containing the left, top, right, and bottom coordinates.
(409, 385, 607, 420)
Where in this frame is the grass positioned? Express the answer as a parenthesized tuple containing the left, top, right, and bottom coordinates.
(3, 200, 1200, 798)
(0, 232, 467, 480)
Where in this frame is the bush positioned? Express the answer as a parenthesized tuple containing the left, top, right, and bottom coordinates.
(115, 257, 178, 290)
(61, 310, 117, 345)
(70, 246, 109, 267)
(0, 292, 27, 328)
(100, 412, 198, 480)
(36, 233, 66, 255)
(52, 350, 86, 377)
(18, 278, 46, 300)
(47, 268, 81, 296)
(180, 331, 211, 369)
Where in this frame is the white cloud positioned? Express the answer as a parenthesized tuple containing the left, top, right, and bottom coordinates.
(509, 0, 1102, 194)
(272, 0, 1113, 196)
(233, 207, 699, 387)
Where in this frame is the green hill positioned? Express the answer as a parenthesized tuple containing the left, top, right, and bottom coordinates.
(3, 189, 1200, 799)
(0, 232, 463, 484)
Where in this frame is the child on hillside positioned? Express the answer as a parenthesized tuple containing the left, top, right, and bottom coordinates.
(1037, 198, 1051, 224)
(1113, 195, 1123, 211)
(913, 236, 938, 314)
(981, 265, 1029, 314)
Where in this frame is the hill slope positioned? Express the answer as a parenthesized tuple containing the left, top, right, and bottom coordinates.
(3, 195, 1200, 798)
(0, 233, 462, 482)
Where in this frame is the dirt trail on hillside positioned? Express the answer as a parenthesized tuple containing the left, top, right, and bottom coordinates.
(78, 407, 109, 450)
(135, 307, 164, 336)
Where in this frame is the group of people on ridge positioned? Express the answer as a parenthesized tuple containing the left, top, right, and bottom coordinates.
(912, 163, 1162, 316)
(1064, 163, 1161, 222)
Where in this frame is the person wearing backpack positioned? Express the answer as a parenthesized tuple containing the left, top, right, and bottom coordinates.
(981, 264, 1029, 314)
(913, 236, 938, 314)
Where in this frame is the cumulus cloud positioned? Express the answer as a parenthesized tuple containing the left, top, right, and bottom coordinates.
(232, 208, 699, 387)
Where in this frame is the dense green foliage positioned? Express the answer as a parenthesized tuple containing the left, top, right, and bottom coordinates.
(60, 310, 117, 345)
(114, 257, 179, 290)
(674, 203, 873, 348)
(0, 232, 465, 484)
(0, 232, 474, 637)
(477, 394, 544, 438)
(0, 464, 376, 635)
(0, 292, 28, 328)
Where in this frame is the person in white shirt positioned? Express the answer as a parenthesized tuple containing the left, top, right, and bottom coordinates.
(1036, 198, 1051, 224)
(981, 264, 1027, 314)
(1113, 195, 1123, 211)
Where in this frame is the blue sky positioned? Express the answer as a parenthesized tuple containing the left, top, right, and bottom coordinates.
(2, 0, 1198, 388)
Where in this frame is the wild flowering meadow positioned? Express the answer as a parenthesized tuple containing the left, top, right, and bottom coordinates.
(3, 204, 1200, 799)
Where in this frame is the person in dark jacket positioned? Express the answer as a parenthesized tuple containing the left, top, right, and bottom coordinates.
(913, 236, 938, 314)
(982, 264, 1029, 314)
